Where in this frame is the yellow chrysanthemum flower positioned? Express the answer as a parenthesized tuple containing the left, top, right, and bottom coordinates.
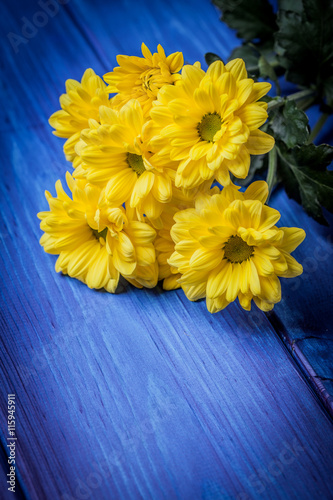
(37, 173, 119, 292)
(49, 69, 110, 162)
(168, 181, 305, 313)
(38, 173, 158, 291)
(74, 100, 175, 225)
(150, 59, 275, 190)
(104, 43, 184, 116)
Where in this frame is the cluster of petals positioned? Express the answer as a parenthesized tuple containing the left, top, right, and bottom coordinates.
(39, 44, 305, 311)
(168, 181, 305, 313)
(38, 173, 158, 291)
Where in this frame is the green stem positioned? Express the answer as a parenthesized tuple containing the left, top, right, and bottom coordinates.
(266, 146, 277, 203)
(307, 113, 329, 143)
(298, 96, 316, 111)
(267, 88, 315, 112)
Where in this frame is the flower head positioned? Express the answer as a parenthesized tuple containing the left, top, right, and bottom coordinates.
(49, 69, 110, 162)
(168, 181, 305, 313)
(38, 173, 158, 291)
(150, 59, 274, 190)
(104, 43, 184, 116)
(75, 100, 175, 225)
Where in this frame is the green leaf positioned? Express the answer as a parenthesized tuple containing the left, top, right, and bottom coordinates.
(205, 52, 223, 66)
(212, 0, 277, 42)
(268, 100, 309, 148)
(277, 143, 333, 224)
(258, 55, 276, 81)
(275, 0, 333, 106)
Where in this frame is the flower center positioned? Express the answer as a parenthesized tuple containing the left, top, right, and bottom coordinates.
(92, 227, 108, 241)
(223, 235, 254, 263)
(197, 112, 222, 142)
(127, 153, 146, 176)
(142, 69, 166, 95)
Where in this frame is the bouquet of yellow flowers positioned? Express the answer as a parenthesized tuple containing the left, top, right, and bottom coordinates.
(38, 43, 306, 313)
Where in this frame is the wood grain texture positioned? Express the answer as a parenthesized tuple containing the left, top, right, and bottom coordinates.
(1, 0, 333, 499)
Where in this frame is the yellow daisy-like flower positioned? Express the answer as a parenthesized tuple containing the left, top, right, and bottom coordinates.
(37, 173, 119, 292)
(103, 43, 184, 116)
(150, 59, 275, 190)
(168, 181, 305, 313)
(38, 173, 158, 291)
(49, 69, 110, 162)
(75, 100, 175, 225)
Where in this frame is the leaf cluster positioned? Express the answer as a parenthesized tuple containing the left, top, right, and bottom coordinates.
(208, 0, 333, 108)
(207, 0, 333, 224)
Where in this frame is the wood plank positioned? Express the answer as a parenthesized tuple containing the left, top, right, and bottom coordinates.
(1, 0, 333, 499)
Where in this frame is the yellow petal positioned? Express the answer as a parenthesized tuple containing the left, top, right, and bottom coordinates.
(127, 221, 156, 245)
(194, 88, 214, 112)
(252, 252, 275, 276)
(244, 180, 268, 204)
(246, 129, 275, 155)
(239, 260, 251, 294)
(113, 248, 136, 275)
(278, 227, 306, 253)
(245, 82, 271, 105)
(182, 281, 207, 301)
(189, 248, 223, 271)
(225, 58, 247, 81)
(216, 72, 236, 99)
(224, 146, 250, 178)
(105, 170, 136, 203)
(280, 253, 303, 277)
(238, 292, 252, 311)
(249, 259, 261, 296)
(206, 60, 225, 81)
(254, 297, 275, 311)
(119, 99, 144, 136)
(209, 225, 235, 239)
(151, 174, 172, 203)
(136, 245, 155, 266)
(238, 227, 263, 246)
(258, 206, 281, 232)
(117, 231, 135, 261)
(237, 104, 267, 131)
(260, 276, 281, 303)
(206, 261, 232, 299)
(166, 51, 184, 73)
(225, 263, 242, 302)
(163, 274, 181, 290)
(199, 234, 224, 248)
(181, 64, 205, 92)
(130, 171, 154, 206)
(141, 42, 153, 60)
(206, 295, 230, 313)
(236, 79, 254, 106)
(190, 141, 212, 160)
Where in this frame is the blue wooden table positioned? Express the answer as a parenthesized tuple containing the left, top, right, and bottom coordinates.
(1, 1, 333, 499)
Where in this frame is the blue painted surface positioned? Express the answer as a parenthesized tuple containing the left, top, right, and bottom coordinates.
(1, 1, 333, 499)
